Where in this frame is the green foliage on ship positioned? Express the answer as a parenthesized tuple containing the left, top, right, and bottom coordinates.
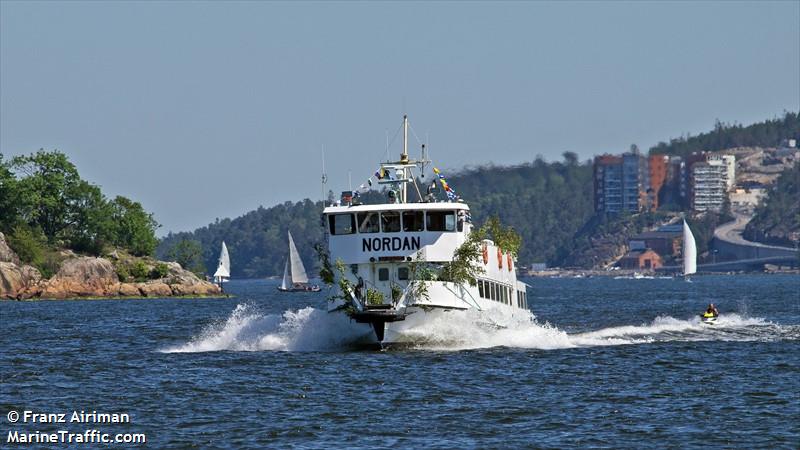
(437, 224, 486, 287)
(0, 150, 160, 273)
(314, 243, 335, 285)
(649, 111, 799, 158)
(484, 216, 522, 256)
(744, 162, 800, 247)
(319, 258, 357, 315)
(365, 288, 385, 305)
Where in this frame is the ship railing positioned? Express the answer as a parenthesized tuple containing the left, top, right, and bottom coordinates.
(428, 281, 482, 312)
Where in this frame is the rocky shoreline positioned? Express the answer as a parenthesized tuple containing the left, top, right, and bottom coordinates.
(0, 233, 222, 300)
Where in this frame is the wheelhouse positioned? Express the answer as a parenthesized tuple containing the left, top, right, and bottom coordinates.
(323, 203, 471, 265)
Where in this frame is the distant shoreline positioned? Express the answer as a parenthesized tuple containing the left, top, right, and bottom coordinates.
(1, 293, 234, 302)
(523, 268, 798, 278)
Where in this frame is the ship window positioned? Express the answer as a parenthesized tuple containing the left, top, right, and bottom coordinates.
(398, 267, 409, 280)
(357, 212, 380, 233)
(402, 210, 424, 232)
(478, 280, 484, 298)
(490, 283, 496, 301)
(381, 211, 401, 233)
(426, 211, 456, 232)
(378, 268, 389, 281)
(329, 214, 355, 235)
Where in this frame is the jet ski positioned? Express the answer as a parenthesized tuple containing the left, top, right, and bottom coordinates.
(700, 312, 718, 324)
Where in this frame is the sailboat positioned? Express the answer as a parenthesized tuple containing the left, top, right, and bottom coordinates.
(277, 231, 320, 292)
(682, 219, 697, 279)
(213, 241, 230, 285)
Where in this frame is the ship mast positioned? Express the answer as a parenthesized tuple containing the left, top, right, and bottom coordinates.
(401, 114, 409, 202)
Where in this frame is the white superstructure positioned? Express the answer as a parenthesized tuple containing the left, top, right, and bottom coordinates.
(323, 115, 530, 346)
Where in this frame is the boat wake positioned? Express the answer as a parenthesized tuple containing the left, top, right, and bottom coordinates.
(160, 303, 797, 353)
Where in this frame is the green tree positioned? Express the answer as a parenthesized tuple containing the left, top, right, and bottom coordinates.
(165, 239, 206, 275)
(5, 150, 160, 256)
(6, 225, 46, 266)
(10, 150, 84, 240)
(67, 181, 114, 254)
(0, 154, 21, 232)
(109, 196, 159, 256)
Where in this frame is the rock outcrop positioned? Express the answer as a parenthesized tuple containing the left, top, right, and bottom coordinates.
(0, 250, 222, 300)
(164, 262, 222, 296)
(39, 257, 118, 299)
(0, 232, 20, 265)
(1, 262, 42, 299)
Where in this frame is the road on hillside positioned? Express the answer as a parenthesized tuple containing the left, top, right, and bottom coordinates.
(713, 211, 796, 251)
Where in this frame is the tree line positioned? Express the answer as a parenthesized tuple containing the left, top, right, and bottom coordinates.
(156, 152, 596, 277)
(159, 111, 799, 277)
(1, 150, 159, 275)
(650, 111, 799, 159)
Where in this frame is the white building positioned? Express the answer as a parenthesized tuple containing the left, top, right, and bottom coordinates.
(708, 154, 736, 189)
(691, 162, 728, 212)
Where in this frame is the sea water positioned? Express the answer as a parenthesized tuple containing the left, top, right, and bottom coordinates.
(1, 275, 798, 448)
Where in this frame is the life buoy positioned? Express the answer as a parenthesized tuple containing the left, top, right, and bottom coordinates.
(482, 243, 489, 265)
(507, 253, 513, 271)
(497, 248, 503, 269)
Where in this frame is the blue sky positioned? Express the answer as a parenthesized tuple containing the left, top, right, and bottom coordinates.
(2, 1, 798, 234)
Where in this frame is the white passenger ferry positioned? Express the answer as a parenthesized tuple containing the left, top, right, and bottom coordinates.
(323, 115, 530, 346)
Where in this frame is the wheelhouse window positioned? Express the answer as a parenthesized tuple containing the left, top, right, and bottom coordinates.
(329, 214, 355, 235)
(402, 211, 424, 232)
(478, 280, 485, 298)
(357, 212, 380, 233)
(426, 211, 456, 232)
(398, 267, 409, 280)
(381, 211, 401, 233)
(378, 268, 389, 281)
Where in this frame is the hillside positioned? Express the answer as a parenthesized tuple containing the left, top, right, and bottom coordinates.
(157, 153, 595, 277)
(158, 200, 326, 278)
(743, 162, 800, 247)
(649, 112, 799, 158)
(158, 112, 799, 276)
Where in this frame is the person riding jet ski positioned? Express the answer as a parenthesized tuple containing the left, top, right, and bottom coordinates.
(701, 303, 719, 322)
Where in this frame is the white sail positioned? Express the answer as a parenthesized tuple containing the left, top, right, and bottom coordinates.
(213, 241, 230, 280)
(281, 258, 290, 290)
(287, 231, 309, 284)
(683, 220, 697, 276)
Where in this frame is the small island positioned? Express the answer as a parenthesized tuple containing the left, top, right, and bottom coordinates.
(0, 151, 221, 300)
